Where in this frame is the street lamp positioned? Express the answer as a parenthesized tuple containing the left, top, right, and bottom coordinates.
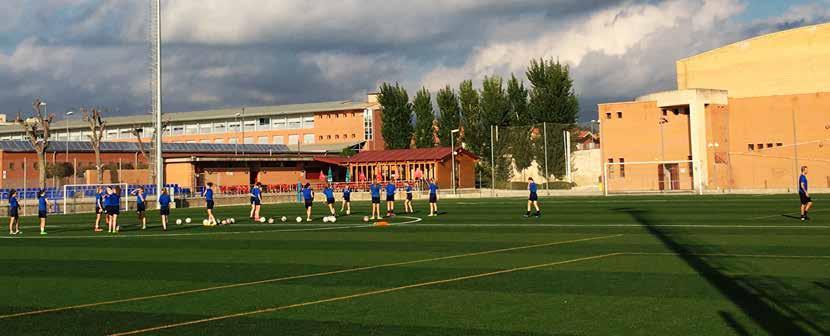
(451, 129, 460, 194)
(234, 112, 241, 155)
(65, 110, 74, 160)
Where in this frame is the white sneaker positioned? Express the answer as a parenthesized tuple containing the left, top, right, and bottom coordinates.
(306, 218, 312, 222)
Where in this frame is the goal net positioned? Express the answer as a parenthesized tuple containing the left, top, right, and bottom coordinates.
(603, 160, 703, 195)
(62, 183, 129, 215)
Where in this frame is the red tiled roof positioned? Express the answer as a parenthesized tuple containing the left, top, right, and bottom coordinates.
(314, 156, 349, 165)
(347, 147, 478, 163)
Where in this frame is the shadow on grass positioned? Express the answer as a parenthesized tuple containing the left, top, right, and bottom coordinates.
(816, 282, 830, 291)
(614, 207, 828, 336)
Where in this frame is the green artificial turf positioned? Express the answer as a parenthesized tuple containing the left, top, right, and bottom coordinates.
(1, 194, 828, 335)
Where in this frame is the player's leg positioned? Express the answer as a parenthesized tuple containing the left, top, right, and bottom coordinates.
(112, 214, 119, 233)
(40, 217, 46, 235)
(806, 200, 814, 219)
(207, 208, 215, 225)
(249, 202, 255, 219)
(8, 216, 13, 235)
(94, 212, 101, 231)
(306, 203, 312, 221)
(346, 201, 351, 215)
(161, 215, 167, 231)
(525, 200, 532, 217)
(533, 201, 541, 216)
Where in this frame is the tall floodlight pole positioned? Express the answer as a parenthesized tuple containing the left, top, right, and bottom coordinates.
(451, 129, 460, 194)
(151, 0, 164, 199)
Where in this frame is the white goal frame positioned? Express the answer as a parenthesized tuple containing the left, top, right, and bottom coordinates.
(603, 160, 703, 196)
(63, 183, 129, 215)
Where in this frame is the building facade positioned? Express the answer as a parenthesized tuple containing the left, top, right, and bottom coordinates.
(600, 22, 830, 193)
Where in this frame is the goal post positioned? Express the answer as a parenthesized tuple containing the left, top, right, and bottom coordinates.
(603, 160, 703, 196)
(63, 183, 129, 215)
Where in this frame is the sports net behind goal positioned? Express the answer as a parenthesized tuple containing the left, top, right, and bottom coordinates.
(603, 160, 702, 195)
(62, 183, 129, 215)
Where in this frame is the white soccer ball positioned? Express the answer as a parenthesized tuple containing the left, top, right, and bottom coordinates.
(185, 218, 192, 224)
(222, 219, 228, 225)
(229, 218, 235, 224)
(175, 219, 182, 225)
(295, 216, 303, 223)
(259, 217, 266, 223)
(363, 216, 369, 222)
(323, 216, 330, 223)
(281, 216, 287, 222)
(202, 219, 209, 226)
(329, 216, 337, 223)
(268, 218, 274, 224)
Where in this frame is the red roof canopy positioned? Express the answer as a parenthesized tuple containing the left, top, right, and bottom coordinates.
(347, 147, 478, 164)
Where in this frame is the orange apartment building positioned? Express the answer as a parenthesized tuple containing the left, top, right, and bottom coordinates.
(600, 22, 830, 193)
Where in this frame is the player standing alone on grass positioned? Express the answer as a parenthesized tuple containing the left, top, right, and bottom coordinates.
(37, 190, 49, 235)
(251, 182, 263, 221)
(799, 166, 813, 221)
(158, 188, 171, 231)
(8, 190, 20, 235)
(404, 182, 414, 214)
(525, 177, 541, 218)
(385, 181, 396, 217)
(340, 185, 351, 215)
(323, 184, 336, 217)
(105, 186, 120, 233)
(370, 180, 381, 220)
(94, 187, 105, 232)
(132, 187, 147, 230)
(302, 183, 314, 222)
(428, 179, 439, 217)
(204, 182, 217, 225)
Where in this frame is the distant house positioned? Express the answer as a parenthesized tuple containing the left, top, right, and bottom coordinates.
(574, 130, 600, 151)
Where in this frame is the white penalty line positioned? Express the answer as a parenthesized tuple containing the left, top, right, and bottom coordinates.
(108, 252, 622, 336)
(394, 223, 830, 229)
(0, 234, 621, 320)
(621, 252, 830, 259)
(0, 224, 375, 239)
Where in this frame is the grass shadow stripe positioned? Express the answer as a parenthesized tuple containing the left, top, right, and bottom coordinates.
(622, 252, 830, 259)
(0, 234, 621, 320)
(108, 253, 623, 336)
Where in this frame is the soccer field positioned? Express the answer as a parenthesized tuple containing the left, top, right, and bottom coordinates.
(1, 195, 829, 335)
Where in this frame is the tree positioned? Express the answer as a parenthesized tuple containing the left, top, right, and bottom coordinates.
(506, 74, 534, 172)
(458, 80, 482, 154)
(479, 75, 511, 184)
(507, 74, 530, 126)
(377, 82, 413, 149)
(15, 98, 54, 189)
(526, 58, 579, 180)
(82, 108, 106, 184)
(132, 119, 168, 185)
(412, 87, 435, 148)
(436, 85, 461, 147)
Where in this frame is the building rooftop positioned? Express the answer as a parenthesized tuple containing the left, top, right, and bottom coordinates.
(0, 100, 373, 134)
(0, 140, 346, 155)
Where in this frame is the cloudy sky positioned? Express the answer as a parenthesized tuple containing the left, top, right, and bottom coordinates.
(1, 0, 828, 121)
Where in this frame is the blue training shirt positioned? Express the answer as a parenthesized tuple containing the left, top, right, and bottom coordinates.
(159, 194, 171, 207)
(370, 184, 381, 198)
(135, 192, 145, 205)
(406, 185, 412, 194)
(343, 189, 351, 198)
(95, 192, 104, 208)
(323, 188, 334, 200)
(38, 196, 47, 211)
(252, 187, 261, 200)
(386, 183, 396, 196)
(107, 194, 120, 207)
(799, 174, 808, 193)
(429, 183, 438, 195)
(9, 196, 18, 209)
(302, 187, 313, 200)
(529, 182, 538, 193)
(204, 188, 214, 201)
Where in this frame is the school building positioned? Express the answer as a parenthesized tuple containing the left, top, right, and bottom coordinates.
(600, 22, 830, 193)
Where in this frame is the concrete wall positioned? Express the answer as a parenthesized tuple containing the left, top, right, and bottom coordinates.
(677, 23, 830, 98)
(572, 149, 601, 188)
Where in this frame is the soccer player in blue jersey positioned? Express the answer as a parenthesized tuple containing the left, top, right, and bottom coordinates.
(158, 188, 171, 231)
(428, 179, 439, 216)
(323, 184, 336, 217)
(799, 166, 813, 221)
(204, 182, 217, 225)
(302, 183, 314, 222)
(37, 190, 49, 235)
(105, 186, 121, 233)
(385, 181, 397, 217)
(131, 187, 147, 230)
(403, 182, 414, 214)
(8, 190, 20, 235)
(251, 182, 263, 221)
(525, 177, 541, 218)
(369, 181, 381, 220)
(94, 186, 105, 232)
(340, 185, 352, 215)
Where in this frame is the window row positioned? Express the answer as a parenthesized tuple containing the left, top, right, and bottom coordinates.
(172, 134, 317, 145)
(747, 143, 783, 151)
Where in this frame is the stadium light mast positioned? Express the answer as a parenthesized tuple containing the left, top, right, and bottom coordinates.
(150, 0, 164, 199)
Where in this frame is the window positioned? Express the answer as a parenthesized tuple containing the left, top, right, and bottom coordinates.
(766, 143, 773, 149)
(619, 158, 625, 178)
(288, 134, 299, 145)
(214, 139, 225, 144)
(228, 138, 238, 144)
(185, 124, 199, 135)
(364, 108, 374, 140)
(616, 112, 623, 118)
(172, 126, 185, 135)
(214, 122, 227, 133)
(351, 134, 356, 139)
(244, 120, 256, 131)
(327, 135, 331, 140)
(258, 118, 270, 126)
(8, 162, 14, 171)
(319, 135, 324, 140)
(688, 156, 694, 177)
(257, 136, 269, 144)
(757, 143, 764, 150)
(303, 134, 315, 144)
(272, 118, 286, 129)
(106, 129, 118, 139)
(273, 135, 284, 144)
(776, 143, 783, 147)
(605, 112, 612, 119)
(287, 117, 302, 129)
(303, 116, 314, 128)
(244, 137, 254, 144)
(748, 144, 755, 151)
(662, 109, 667, 116)
(607, 158, 614, 175)
(228, 122, 241, 132)
(199, 123, 212, 134)
(335, 134, 340, 140)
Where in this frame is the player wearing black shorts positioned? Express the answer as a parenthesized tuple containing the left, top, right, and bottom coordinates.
(403, 182, 414, 214)
(428, 179, 439, 217)
(340, 185, 352, 215)
(799, 166, 813, 221)
(8, 190, 20, 235)
(37, 190, 50, 235)
(302, 183, 314, 222)
(94, 187, 105, 232)
(525, 177, 540, 218)
(131, 187, 147, 229)
(204, 182, 217, 225)
(370, 181, 381, 220)
(385, 182, 396, 217)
